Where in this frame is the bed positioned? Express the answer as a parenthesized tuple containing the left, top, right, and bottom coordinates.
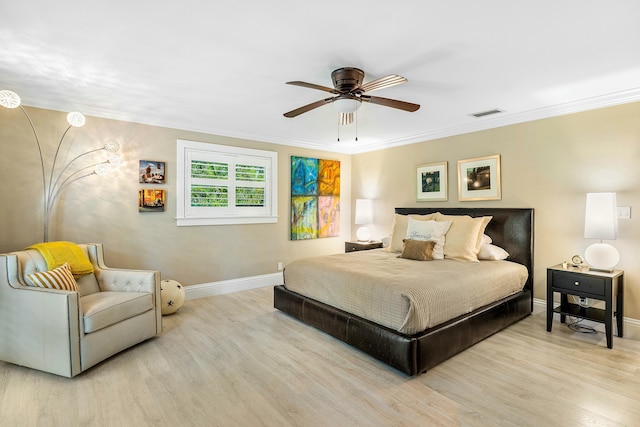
(274, 207, 534, 376)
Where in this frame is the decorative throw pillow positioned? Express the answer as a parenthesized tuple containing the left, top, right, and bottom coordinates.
(478, 243, 510, 260)
(26, 262, 79, 292)
(405, 218, 451, 260)
(387, 213, 439, 253)
(398, 239, 436, 261)
(434, 213, 492, 262)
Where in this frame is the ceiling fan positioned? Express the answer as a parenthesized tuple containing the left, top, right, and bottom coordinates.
(283, 67, 420, 124)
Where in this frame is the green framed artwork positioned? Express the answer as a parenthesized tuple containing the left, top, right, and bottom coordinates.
(291, 156, 340, 240)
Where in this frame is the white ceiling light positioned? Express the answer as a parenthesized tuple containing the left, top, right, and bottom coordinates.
(333, 96, 362, 114)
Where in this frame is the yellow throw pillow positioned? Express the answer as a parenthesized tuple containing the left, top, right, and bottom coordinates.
(26, 262, 79, 292)
(398, 239, 436, 261)
(435, 213, 492, 262)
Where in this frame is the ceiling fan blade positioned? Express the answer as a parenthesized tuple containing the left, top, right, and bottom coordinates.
(360, 74, 407, 93)
(283, 97, 335, 118)
(361, 95, 420, 112)
(286, 81, 339, 94)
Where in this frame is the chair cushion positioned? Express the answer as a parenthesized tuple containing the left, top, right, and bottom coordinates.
(81, 291, 153, 333)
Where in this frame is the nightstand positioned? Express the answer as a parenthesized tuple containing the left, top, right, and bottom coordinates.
(345, 241, 383, 253)
(546, 264, 624, 348)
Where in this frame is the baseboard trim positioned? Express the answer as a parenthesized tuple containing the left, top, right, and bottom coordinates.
(185, 272, 283, 300)
(533, 298, 640, 341)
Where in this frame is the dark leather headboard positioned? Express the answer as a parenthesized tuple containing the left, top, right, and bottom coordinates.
(394, 208, 534, 292)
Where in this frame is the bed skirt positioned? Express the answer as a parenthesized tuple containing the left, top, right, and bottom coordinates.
(273, 284, 532, 376)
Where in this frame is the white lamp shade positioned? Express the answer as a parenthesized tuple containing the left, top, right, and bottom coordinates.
(108, 153, 123, 166)
(104, 139, 121, 153)
(355, 199, 373, 224)
(0, 90, 21, 108)
(584, 192, 619, 271)
(66, 112, 86, 127)
(584, 192, 618, 240)
(333, 97, 362, 114)
(94, 163, 110, 176)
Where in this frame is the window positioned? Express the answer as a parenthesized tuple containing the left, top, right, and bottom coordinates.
(177, 140, 278, 226)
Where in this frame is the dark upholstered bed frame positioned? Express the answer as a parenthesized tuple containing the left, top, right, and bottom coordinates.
(274, 208, 534, 376)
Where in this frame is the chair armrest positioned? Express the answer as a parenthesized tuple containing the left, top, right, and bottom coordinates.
(85, 243, 160, 294)
(0, 255, 82, 377)
(83, 243, 162, 335)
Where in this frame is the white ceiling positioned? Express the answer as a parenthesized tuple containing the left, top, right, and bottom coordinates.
(2, 1, 640, 154)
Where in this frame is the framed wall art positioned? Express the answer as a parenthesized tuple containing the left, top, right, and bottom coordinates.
(290, 156, 340, 240)
(139, 189, 166, 212)
(139, 160, 166, 184)
(457, 154, 501, 201)
(416, 161, 447, 201)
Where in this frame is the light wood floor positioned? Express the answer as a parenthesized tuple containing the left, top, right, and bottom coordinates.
(1, 286, 639, 427)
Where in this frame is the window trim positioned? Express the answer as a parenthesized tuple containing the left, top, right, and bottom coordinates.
(176, 139, 278, 226)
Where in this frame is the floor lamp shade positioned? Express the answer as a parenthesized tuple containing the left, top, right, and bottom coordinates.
(355, 199, 373, 241)
(584, 192, 619, 271)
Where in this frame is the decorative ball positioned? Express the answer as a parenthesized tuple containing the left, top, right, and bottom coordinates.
(160, 279, 185, 315)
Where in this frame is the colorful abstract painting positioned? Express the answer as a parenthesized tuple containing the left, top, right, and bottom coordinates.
(317, 195, 340, 238)
(291, 157, 318, 196)
(291, 196, 318, 240)
(291, 156, 340, 240)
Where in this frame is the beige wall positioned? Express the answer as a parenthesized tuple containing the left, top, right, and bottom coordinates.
(0, 107, 351, 285)
(2, 102, 639, 322)
(351, 101, 640, 320)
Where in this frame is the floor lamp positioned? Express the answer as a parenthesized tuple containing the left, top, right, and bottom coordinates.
(0, 89, 122, 242)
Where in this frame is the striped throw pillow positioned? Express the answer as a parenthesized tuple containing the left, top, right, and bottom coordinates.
(26, 262, 79, 292)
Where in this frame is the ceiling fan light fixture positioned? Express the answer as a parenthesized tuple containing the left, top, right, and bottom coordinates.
(333, 97, 362, 114)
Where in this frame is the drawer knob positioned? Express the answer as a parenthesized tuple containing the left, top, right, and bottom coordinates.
(574, 281, 580, 286)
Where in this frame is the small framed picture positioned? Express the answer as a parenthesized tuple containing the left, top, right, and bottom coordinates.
(139, 160, 166, 184)
(457, 154, 501, 201)
(416, 161, 447, 201)
(139, 189, 166, 212)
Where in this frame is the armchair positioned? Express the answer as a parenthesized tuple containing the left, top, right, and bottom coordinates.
(0, 243, 162, 377)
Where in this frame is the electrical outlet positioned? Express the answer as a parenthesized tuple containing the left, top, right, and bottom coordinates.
(277, 262, 283, 271)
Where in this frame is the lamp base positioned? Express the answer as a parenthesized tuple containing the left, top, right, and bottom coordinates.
(356, 226, 371, 242)
(584, 242, 619, 272)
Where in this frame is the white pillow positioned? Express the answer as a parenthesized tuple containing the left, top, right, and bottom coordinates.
(386, 213, 439, 253)
(477, 243, 509, 260)
(482, 234, 492, 244)
(405, 218, 451, 260)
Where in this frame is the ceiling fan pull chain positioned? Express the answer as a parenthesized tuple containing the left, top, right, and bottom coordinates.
(337, 114, 340, 142)
(355, 110, 358, 142)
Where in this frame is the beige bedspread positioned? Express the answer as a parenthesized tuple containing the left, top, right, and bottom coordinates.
(283, 249, 528, 334)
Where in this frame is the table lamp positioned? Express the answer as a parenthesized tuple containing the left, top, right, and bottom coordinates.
(355, 199, 374, 241)
(584, 192, 619, 272)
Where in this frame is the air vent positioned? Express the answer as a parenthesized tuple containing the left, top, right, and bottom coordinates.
(470, 108, 504, 118)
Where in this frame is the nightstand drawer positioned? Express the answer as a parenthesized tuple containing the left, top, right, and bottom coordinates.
(551, 271, 605, 296)
(345, 241, 383, 252)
